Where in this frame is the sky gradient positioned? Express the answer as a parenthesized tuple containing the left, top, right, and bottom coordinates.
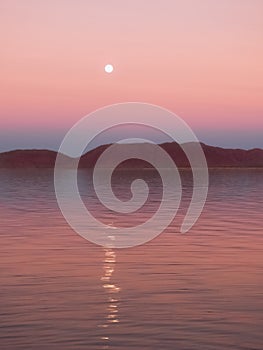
(1, 0, 263, 151)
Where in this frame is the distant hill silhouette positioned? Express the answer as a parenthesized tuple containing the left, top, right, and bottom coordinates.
(0, 143, 263, 168)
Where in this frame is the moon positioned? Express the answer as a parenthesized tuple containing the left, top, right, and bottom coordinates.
(104, 64, 114, 73)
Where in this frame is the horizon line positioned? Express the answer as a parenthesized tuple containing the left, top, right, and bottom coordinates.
(1, 141, 263, 156)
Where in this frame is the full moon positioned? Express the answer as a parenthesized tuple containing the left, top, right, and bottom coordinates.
(104, 64, 114, 73)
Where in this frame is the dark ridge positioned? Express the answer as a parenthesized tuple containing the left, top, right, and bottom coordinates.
(0, 143, 263, 168)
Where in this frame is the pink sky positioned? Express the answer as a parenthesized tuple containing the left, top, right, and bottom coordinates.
(0, 0, 263, 150)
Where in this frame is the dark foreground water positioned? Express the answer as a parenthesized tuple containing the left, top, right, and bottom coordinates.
(0, 169, 263, 349)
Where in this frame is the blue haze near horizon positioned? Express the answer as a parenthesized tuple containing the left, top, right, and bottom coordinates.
(1, 127, 263, 153)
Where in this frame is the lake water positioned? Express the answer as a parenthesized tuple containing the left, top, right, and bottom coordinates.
(0, 168, 263, 349)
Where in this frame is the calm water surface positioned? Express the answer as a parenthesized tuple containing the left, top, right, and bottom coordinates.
(0, 169, 262, 349)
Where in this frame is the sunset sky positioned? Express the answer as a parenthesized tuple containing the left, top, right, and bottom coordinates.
(1, 0, 263, 151)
